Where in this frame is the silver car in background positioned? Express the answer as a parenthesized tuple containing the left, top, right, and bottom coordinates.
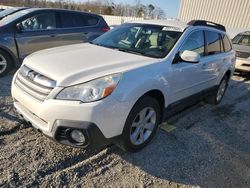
(232, 31, 250, 73)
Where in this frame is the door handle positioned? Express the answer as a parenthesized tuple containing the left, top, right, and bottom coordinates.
(50, 34, 56, 37)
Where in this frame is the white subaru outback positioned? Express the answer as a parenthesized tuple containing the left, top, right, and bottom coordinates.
(12, 20, 235, 152)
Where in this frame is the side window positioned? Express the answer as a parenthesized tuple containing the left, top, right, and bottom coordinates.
(20, 13, 56, 31)
(222, 35, 232, 52)
(60, 12, 84, 28)
(179, 30, 205, 56)
(206, 31, 221, 55)
(85, 16, 99, 26)
(60, 12, 98, 28)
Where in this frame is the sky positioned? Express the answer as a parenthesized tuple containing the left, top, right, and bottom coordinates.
(76, 0, 181, 18)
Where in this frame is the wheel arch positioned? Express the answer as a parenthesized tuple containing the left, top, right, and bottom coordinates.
(225, 69, 231, 78)
(0, 45, 19, 67)
(143, 90, 165, 114)
(128, 89, 166, 123)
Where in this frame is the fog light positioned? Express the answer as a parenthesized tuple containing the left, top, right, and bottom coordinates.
(70, 129, 85, 144)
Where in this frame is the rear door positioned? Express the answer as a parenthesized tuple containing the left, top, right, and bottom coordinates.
(201, 30, 225, 87)
(54, 11, 102, 46)
(15, 10, 58, 60)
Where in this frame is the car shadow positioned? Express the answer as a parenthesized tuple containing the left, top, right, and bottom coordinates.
(112, 75, 250, 187)
(0, 75, 13, 97)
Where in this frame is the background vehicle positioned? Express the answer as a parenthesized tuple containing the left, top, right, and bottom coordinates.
(232, 31, 250, 73)
(0, 8, 109, 77)
(0, 7, 29, 20)
(12, 20, 235, 152)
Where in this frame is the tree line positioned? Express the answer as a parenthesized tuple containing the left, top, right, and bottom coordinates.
(0, 0, 166, 19)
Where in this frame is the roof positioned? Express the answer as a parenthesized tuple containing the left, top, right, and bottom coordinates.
(127, 19, 188, 32)
(240, 31, 250, 35)
(25, 8, 101, 17)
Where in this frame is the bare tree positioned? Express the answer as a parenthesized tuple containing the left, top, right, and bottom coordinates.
(148, 4, 155, 18)
(0, 0, 166, 18)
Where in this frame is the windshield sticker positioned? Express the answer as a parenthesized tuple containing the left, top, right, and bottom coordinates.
(162, 26, 182, 32)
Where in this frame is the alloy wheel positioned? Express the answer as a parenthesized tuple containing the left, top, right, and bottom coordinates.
(216, 79, 227, 102)
(0, 54, 7, 74)
(130, 107, 156, 145)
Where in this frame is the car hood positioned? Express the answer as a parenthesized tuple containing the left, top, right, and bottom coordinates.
(24, 43, 158, 86)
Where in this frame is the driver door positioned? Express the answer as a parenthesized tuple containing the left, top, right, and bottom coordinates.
(169, 30, 207, 103)
(14, 11, 58, 60)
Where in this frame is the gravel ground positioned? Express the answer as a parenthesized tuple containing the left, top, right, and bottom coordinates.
(0, 73, 250, 188)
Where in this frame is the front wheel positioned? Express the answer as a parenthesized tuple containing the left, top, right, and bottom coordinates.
(116, 96, 161, 152)
(0, 50, 12, 78)
(206, 75, 229, 105)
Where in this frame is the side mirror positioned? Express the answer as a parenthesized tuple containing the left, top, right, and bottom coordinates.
(16, 23, 22, 33)
(180, 50, 200, 63)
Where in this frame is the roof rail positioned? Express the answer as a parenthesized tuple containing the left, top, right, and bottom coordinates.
(187, 20, 226, 32)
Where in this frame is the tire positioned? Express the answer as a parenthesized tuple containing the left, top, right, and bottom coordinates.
(0, 49, 12, 78)
(206, 75, 229, 105)
(116, 96, 161, 152)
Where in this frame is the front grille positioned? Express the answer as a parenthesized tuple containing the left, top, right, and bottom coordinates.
(15, 65, 56, 102)
(236, 51, 250, 58)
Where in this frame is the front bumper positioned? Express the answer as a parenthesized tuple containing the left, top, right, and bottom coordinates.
(12, 78, 133, 148)
(235, 58, 250, 72)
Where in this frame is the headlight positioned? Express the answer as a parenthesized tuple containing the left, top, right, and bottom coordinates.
(56, 73, 121, 102)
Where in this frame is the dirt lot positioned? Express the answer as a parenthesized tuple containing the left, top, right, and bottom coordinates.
(0, 73, 250, 188)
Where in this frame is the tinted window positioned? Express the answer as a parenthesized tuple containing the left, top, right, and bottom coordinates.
(206, 31, 221, 55)
(180, 30, 205, 56)
(86, 16, 99, 26)
(60, 12, 98, 28)
(20, 12, 56, 31)
(222, 35, 232, 52)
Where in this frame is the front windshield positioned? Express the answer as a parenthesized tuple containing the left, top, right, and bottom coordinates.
(92, 24, 182, 58)
(0, 9, 31, 25)
(0, 8, 19, 18)
(232, 34, 250, 46)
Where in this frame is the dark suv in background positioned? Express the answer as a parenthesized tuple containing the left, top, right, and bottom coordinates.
(0, 8, 109, 77)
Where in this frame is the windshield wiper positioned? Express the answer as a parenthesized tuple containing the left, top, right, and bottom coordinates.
(117, 48, 161, 58)
(116, 48, 144, 55)
(89, 42, 118, 49)
(89, 43, 160, 58)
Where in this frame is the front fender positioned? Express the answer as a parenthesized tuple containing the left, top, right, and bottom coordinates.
(112, 63, 169, 107)
(0, 37, 19, 66)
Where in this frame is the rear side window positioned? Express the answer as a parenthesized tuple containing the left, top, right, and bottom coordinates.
(222, 35, 232, 52)
(180, 30, 205, 57)
(60, 12, 99, 28)
(86, 16, 99, 26)
(206, 31, 221, 55)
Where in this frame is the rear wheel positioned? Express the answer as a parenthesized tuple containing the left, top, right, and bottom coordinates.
(117, 96, 161, 152)
(206, 75, 229, 105)
(0, 50, 12, 77)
